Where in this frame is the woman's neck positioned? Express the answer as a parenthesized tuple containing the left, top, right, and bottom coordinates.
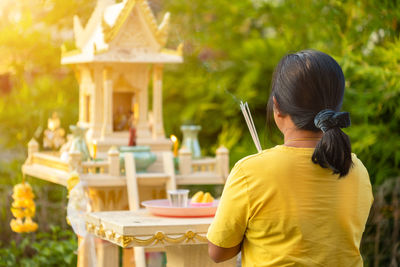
(283, 127, 323, 148)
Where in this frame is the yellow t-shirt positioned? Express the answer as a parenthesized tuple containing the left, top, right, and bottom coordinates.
(207, 145, 373, 267)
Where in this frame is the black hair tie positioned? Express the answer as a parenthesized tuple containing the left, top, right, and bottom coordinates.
(314, 109, 351, 132)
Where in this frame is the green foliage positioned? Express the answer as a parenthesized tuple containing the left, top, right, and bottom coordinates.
(0, 1, 91, 264)
(0, 0, 397, 180)
(0, 226, 77, 267)
(161, 0, 400, 182)
(360, 177, 400, 266)
(0, 75, 79, 151)
(0, 0, 96, 151)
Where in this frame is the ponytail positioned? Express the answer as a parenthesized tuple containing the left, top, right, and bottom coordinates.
(312, 109, 353, 177)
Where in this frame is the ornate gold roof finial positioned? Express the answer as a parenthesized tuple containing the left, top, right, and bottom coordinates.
(157, 12, 170, 47)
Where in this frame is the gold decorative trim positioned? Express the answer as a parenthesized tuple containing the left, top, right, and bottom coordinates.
(61, 45, 82, 59)
(138, 0, 160, 43)
(104, 0, 137, 43)
(102, 0, 167, 47)
(94, 47, 110, 55)
(32, 155, 70, 172)
(161, 48, 181, 56)
(86, 222, 208, 248)
(75, 0, 110, 49)
(156, 13, 169, 47)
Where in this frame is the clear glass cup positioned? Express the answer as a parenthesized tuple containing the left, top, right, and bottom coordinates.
(167, 189, 189, 207)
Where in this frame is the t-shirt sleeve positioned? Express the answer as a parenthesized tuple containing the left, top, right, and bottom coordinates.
(207, 163, 250, 248)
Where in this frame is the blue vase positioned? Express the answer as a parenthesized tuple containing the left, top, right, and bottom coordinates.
(181, 125, 202, 159)
(119, 146, 157, 173)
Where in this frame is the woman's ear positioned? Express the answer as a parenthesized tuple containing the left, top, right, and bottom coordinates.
(273, 96, 284, 117)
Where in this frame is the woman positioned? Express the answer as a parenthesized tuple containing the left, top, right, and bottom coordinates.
(207, 50, 373, 266)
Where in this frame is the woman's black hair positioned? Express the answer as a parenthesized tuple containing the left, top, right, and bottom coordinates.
(267, 50, 352, 177)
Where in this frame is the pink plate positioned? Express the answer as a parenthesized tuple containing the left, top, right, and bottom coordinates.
(142, 199, 219, 218)
(190, 202, 214, 207)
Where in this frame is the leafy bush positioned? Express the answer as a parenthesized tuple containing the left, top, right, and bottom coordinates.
(0, 226, 77, 267)
(0, 1, 91, 264)
(161, 0, 400, 183)
(361, 177, 400, 267)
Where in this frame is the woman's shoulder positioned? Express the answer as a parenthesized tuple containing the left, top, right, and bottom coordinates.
(234, 145, 313, 169)
(225, 148, 281, 188)
(349, 154, 373, 204)
(350, 153, 370, 180)
(234, 146, 278, 165)
(232, 145, 290, 175)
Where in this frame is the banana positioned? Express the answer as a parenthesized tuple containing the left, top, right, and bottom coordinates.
(191, 191, 214, 203)
(201, 192, 214, 203)
(191, 191, 204, 203)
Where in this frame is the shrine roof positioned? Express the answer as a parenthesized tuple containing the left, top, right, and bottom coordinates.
(61, 0, 182, 64)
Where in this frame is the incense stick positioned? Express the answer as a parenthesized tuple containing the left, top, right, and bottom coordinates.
(240, 101, 262, 152)
(240, 103, 257, 148)
(245, 102, 261, 151)
(240, 102, 261, 152)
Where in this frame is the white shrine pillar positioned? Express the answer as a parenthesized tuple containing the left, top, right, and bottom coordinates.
(92, 65, 104, 138)
(78, 85, 84, 124)
(152, 64, 165, 139)
(136, 78, 151, 140)
(101, 68, 113, 137)
(76, 68, 85, 124)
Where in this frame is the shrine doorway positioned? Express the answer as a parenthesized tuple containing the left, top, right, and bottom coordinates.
(113, 92, 135, 132)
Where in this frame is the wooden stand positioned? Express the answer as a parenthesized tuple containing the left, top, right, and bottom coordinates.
(86, 210, 237, 267)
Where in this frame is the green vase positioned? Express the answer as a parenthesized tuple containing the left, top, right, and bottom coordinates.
(119, 146, 157, 173)
(69, 125, 91, 161)
(181, 125, 202, 159)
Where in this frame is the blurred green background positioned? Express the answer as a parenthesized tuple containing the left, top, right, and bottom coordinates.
(0, 0, 399, 266)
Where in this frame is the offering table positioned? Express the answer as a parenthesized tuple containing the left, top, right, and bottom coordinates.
(85, 210, 237, 267)
(22, 143, 229, 267)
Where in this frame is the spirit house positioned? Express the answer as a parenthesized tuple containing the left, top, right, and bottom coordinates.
(61, 0, 183, 155)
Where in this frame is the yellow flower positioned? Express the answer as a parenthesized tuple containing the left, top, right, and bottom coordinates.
(12, 183, 34, 199)
(11, 207, 25, 219)
(26, 223, 38, 232)
(10, 219, 24, 233)
(12, 198, 34, 208)
(24, 206, 36, 218)
(10, 182, 38, 233)
(23, 199, 34, 208)
(12, 199, 25, 208)
(24, 218, 38, 232)
(10, 218, 38, 233)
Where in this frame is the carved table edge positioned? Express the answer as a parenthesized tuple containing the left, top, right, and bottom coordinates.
(86, 222, 208, 248)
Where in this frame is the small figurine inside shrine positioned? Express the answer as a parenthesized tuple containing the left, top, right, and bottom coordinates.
(43, 112, 66, 150)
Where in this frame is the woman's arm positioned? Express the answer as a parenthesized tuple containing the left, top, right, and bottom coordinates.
(208, 240, 242, 263)
(206, 164, 248, 262)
